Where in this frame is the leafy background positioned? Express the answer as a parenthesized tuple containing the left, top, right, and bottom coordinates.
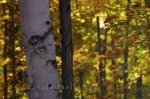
(0, 0, 150, 99)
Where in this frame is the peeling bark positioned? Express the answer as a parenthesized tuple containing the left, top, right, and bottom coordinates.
(19, 0, 60, 99)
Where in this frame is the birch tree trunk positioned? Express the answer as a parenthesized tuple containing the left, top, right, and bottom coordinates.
(19, 0, 60, 99)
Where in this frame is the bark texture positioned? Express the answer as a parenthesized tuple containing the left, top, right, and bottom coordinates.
(19, 0, 60, 99)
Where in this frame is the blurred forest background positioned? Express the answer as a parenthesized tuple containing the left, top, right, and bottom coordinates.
(0, 0, 150, 99)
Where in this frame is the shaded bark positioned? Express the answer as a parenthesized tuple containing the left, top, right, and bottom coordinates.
(59, 0, 74, 99)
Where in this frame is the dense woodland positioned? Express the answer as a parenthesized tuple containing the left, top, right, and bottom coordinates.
(0, 0, 150, 99)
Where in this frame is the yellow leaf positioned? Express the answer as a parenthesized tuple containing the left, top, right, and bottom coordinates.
(1, 58, 10, 66)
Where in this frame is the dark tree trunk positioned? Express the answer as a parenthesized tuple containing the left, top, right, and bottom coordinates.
(111, 37, 118, 99)
(123, 44, 128, 99)
(145, 0, 150, 7)
(96, 16, 106, 99)
(79, 70, 84, 99)
(2, 3, 8, 99)
(9, 1, 16, 98)
(123, 28, 128, 99)
(123, 0, 130, 98)
(59, 0, 74, 99)
(136, 75, 143, 99)
(3, 66, 8, 99)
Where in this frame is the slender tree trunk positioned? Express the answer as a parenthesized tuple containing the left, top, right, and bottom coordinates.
(59, 0, 74, 99)
(79, 70, 84, 99)
(3, 3, 8, 99)
(123, 1, 130, 99)
(19, 0, 60, 99)
(136, 75, 143, 99)
(135, 21, 143, 99)
(3, 66, 8, 99)
(111, 37, 118, 99)
(123, 28, 128, 99)
(9, 0, 16, 98)
(96, 16, 106, 99)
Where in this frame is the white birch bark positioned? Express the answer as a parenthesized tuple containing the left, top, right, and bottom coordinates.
(19, 0, 60, 99)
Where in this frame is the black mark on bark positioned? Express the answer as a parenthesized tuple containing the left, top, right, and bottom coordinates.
(46, 60, 57, 68)
(28, 35, 42, 46)
(28, 27, 53, 46)
(35, 46, 46, 54)
(29, 85, 34, 89)
(48, 84, 52, 88)
(41, 27, 53, 42)
(46, 21, 50, 25)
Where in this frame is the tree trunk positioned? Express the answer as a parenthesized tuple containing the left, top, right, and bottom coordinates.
(19, 0, 60, 99)
(59, 0, 74, 99)
(9, 0, 16, 98)
(136, 75, 143, 99)
(96, 16, 106, 99)
(111, 37, 118, 99)
(145, 0, 150, 7)
(3, 3, 8, 99)
(79, 70, 84, 99)
(123, 28, 128, 99)
(123, 1, 130, 99)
